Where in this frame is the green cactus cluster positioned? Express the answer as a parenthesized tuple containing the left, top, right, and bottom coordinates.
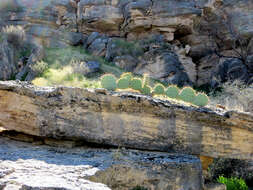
(193, 93, 209, 107)
(100, 72, 209, 107)
(117, 78, 129, 89)
(153, 84, 165, 95)
(178, 87, 196, 103)
(165, 86, 179, 99)
(100, 74, 117, 91)
(130, 78, 143, 91)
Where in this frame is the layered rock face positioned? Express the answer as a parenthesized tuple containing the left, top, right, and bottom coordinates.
(1, 0, 252, 85)
(0, 81, 252, 160)
(0, 137, 203, 190)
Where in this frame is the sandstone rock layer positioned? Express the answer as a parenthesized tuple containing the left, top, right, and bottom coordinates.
(0, 81, 253, 160)
(0, 137, 203, 190)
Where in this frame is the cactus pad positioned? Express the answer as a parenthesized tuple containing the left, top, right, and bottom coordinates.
(100, 74, 117, 91)
(130, 78, 142, 91)
(178, 87, 196, 103)
(153, 84, 165, 95)
(117, 78, 130, 89)
(165, 86, 180, 98)
(193, 93, 209, 107)
(120, 72, 133, 81)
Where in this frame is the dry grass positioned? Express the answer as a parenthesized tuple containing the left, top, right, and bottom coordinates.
(32, 66, 101, 88)
(209, 80, 253, 112)
(2, 25, 25, 47)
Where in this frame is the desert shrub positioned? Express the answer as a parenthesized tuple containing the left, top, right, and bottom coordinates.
(117, 78, 130, 89)
(130, 78, 142, 91)
(153, 84, 165, 95)
(209, 80, 253, 112)
(193, 93, 209, 107)
(32, 66, 100, 88)
(208, 158, 253, 187)
(178, 87, 196, 103)
(31, 61, 48, 76)
(217, 176, 248, 190)
(2, 25, 25, 47)
(165, 86, 180, 98)
(100, 74, 117, 91)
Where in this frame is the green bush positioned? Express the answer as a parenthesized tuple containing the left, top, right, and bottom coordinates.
(100, 74, 117, 91)
(130, 78, 142, 91)
(217, 176, 248, 190)
(153, 84, 165, 95)
(193, 93, 209, 107)
(141, 85, 152, 95)
(178, 87, 196, 103)
(165, 86, 180, 98)
(117, 78, 130, 89)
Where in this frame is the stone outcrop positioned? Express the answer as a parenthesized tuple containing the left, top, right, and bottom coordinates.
(0, 81, 252, 160)
(0, 136, 203, 190)
(1, 0, 253, 86)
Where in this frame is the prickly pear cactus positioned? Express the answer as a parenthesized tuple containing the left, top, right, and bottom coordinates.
(142, 73, 150, 87)
(165, 86, 180, 98)
(141, 85, 152, 95)
(100, 74, 117, 91)
(178, 87, 196, 103)
(117, 78, 129, 89)
(193, 93, 209, 107)
(130, 78, 142, 91)
(153, 84, 165, 95)
(120, 72, 133, 81)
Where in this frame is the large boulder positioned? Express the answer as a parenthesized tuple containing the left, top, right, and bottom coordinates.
(134, 49, 191, 85)
(0, 81, 253, 160)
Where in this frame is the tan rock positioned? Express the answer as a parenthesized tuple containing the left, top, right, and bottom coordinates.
(0, 81, 253, 160)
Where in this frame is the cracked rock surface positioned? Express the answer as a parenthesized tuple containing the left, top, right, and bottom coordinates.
(0, 81, 253, 160)
(0, 137, 203, 190)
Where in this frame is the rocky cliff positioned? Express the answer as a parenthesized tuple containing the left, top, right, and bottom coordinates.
(0, 81, 252, 161)
(1, 0, 253, 86)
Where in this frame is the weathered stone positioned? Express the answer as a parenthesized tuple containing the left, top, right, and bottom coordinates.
(77, 1, 124, 36)
(87, 37, 108, 57)
(0, 137, 203, 190)
(72, 61, 101, 76)
(175, 45, 197, 84)
(204, 183, 226, 190)
(134, 50, 191, 86)
(212, 58, 250, 85)
(0, 40, 16, 80)
(246, 54, 253, 72)
(113, 55, 138, 71)
(0, 81, 253, 160)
